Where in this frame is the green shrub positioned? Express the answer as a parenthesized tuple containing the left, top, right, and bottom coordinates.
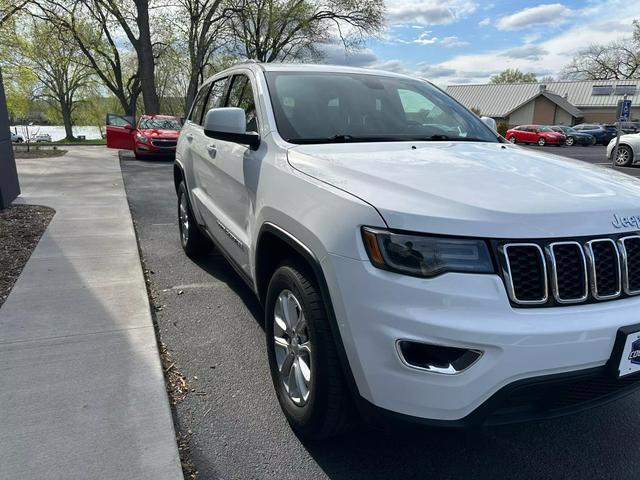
(496, 121, 508, 137)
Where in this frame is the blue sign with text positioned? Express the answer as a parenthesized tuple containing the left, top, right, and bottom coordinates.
(620, 99, 632, 121)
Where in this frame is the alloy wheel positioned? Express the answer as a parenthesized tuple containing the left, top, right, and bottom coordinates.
(616, 147, 631, 166)
(566, 136, 575, 146)
(273, 289, 312, 406)
(537, 137, 546, 146)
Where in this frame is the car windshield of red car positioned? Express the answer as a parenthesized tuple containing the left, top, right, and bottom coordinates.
(539, 127, 553, 132)
(139, 118, 181, 130)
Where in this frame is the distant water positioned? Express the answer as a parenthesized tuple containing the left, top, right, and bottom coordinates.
(10, 125, 102, 141)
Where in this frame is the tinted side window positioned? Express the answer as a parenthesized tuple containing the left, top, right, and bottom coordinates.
(226, 75, 258, 133)
(189, 84, 212, 125)
(203, 78, 229, 114)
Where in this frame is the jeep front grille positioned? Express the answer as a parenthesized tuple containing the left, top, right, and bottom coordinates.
(498, 234, 640, 307)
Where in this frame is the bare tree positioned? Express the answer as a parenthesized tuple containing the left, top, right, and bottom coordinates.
(82, 0, 160, 114)
(176, 0, 234, 114)
(563, 22, 640, 80)
(230, 0, 384, 63)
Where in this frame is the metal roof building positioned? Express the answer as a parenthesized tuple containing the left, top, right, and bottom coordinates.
(446, 80, 640, 125)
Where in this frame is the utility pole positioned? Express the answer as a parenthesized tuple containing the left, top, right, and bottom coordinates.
(0, 67, 20, 209)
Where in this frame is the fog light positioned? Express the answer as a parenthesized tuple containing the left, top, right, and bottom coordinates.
(397, 340, 482, 375)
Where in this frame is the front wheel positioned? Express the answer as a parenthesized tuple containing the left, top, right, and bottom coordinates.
(565, 136, 575, 146)
(265, 262, 353, 440)
(615, 145, 634, 167)
(537, 137, 546, 146)
(177, 182, 208, 257)
(508, 136, 517, 144)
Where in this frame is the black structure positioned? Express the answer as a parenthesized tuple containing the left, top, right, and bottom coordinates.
(0, 68, 20, 209)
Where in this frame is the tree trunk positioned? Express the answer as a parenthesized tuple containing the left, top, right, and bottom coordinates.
(60, 100, 75, 141)
(185, 72, 199, 118)
(135, 0, 160, 114)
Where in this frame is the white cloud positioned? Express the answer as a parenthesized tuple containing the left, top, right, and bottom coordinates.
(320, 45, 379, 67)
(413, 32, 439, 45)
(502, 45, 548, 60)
(478, 17, 491, 26)
(441, 36, 470, 47)
(496, 3, 572, 30)
(386, 0, 477, 26)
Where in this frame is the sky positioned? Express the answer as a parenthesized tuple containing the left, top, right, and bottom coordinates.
(323, 0, 640, 87)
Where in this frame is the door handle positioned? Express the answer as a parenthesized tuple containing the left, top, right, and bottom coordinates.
(186, 133, 194, 142)
(207, 144, 217, 159)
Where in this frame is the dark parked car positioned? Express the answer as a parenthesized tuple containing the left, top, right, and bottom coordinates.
(550, 126, 596, 146)
(573, 124, 617, 145)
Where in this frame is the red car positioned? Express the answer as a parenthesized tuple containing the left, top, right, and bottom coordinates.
(106, 113, 182, 159)
(505, 125, 566, 146)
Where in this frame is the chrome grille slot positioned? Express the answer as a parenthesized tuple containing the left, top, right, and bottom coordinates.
(547, 242, 588, 304)
(618, 236, 640, 295)
(502, 244, 548, 305)
(585, 239, 621, 300)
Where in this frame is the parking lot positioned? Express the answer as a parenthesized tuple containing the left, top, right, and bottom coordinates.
(121, 145, 640, 480)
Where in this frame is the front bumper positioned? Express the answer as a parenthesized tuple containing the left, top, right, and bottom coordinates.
(135, 140, 177, 155)
(323, 253, 640, 422)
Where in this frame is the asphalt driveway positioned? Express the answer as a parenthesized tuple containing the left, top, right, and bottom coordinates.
(121, 148, 640, 480)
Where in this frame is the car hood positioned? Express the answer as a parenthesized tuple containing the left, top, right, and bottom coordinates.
(139, 128, 180, 138)
(288, 141, 640, 238)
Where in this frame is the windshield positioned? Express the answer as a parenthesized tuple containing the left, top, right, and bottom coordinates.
(139, 117, 181, 130)
(264, 72, 499, 144)
(539, 127, 553, 132)
(562, 127, 576, 133)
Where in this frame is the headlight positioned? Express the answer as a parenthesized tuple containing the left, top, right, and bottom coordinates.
(136, 133, 148, 143)
(362, 227, 494, 278)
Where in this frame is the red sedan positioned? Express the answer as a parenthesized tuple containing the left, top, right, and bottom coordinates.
(106, 114, 181, 159)
(505, 125, 566, 146)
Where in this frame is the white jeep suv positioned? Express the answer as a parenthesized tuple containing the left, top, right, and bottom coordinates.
(175, 62, 640, 439)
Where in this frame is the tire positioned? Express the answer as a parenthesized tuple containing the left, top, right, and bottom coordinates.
(265, 262, 353, 440)
(134, 150, 144, 160)
(615, 145, 634, 167)
(508, 136, 517, 144)
(177, 181, 208, 257)
(565, 136, 575, 146)
(537, 137, 546, 146)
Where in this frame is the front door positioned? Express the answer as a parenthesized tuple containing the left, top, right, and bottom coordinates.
(106, 113, 135, 150)
(199, 73, 260, 276)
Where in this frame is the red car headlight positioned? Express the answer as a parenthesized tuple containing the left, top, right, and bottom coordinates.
(135, 133, 149, 143)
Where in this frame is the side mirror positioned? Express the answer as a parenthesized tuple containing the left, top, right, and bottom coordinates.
(124, 124, 135, 131)
(480, 116, 496, 131)
(204, 107, 260, 150)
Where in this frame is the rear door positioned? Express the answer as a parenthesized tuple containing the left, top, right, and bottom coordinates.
(106, 113, 135, 150)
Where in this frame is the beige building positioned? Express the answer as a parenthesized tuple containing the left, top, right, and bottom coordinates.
(446, 80, 640, 127)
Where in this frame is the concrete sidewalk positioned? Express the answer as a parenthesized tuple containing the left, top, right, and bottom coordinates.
(0, 147, 183, 479)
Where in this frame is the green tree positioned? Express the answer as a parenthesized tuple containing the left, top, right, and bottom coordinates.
(489, 68, 538, 84)
(2, 17, 93, 139)
(32, 0, 142, 117)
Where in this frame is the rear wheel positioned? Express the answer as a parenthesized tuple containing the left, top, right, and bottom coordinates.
(265, 262, 353, 440)
(565, 136, 575, 146)
(615, 145, 634, 167)
(177, 182, 208, 257)
(537, 137, 546, 146)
